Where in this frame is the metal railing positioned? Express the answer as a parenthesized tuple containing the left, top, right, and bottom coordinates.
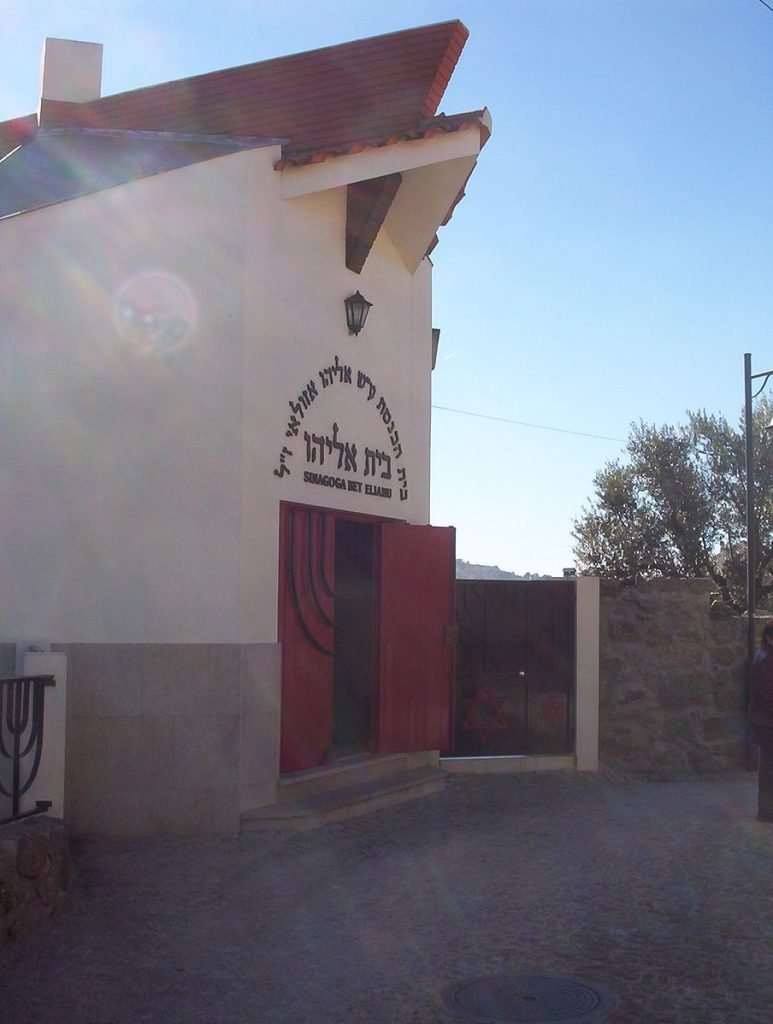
(0, 675, 55, 825)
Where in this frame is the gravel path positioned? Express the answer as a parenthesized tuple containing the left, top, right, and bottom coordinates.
(2, 771, 772, 1023)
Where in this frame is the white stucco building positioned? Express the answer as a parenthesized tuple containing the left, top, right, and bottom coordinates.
(0, 23, 491, 832)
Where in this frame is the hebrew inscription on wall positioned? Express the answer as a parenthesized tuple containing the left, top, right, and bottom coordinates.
(273, 355, 409, 501)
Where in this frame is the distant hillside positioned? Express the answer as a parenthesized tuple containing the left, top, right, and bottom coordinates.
(455, 559, 552, 580)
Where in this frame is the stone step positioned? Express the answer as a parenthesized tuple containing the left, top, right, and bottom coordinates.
(277, 750, 438, 803)
(240, 766, 446, 832)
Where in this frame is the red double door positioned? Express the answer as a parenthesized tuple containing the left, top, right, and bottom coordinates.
(278, 503, 455, 773)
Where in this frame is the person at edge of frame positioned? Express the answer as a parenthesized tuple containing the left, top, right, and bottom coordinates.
(749, 617, 773, 822)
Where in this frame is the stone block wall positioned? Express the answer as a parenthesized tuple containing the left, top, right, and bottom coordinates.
(0, 817, 72, 943)
(3, 641, 283, 836)
(599, 578, 754, 776)
(57, 643, 281, 836)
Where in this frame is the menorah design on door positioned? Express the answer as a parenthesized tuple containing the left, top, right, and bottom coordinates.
(0, 675, 54, 823)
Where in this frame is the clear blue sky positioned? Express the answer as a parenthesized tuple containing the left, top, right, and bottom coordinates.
(3, 1, 772, 575)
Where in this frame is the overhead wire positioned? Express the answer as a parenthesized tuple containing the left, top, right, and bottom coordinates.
(432, 4, 773, 449)
(431, 404, 625, 443)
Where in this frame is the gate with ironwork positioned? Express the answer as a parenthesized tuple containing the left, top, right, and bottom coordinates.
(0, 674, 55, 824)
(453, 580, 576, 757)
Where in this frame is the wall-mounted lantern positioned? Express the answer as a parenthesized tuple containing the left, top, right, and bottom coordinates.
(344, 291, 373, 336)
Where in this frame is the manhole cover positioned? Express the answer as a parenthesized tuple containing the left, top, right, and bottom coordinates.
(442, 974, 616, 1024)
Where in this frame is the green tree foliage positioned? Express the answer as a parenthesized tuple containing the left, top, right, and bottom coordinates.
(573, 400, 773, 611)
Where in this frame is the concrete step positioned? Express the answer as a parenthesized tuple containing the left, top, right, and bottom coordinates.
(277, 750, 438, 803)
(441, 754, 576, 774)
(240, 765, 446, 832)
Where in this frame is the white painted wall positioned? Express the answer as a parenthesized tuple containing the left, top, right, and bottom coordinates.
(1, 152, 251, 642)
(242, 179, 436, 642)
(575, 576, 600, 771)
(2, 137, 443, 646)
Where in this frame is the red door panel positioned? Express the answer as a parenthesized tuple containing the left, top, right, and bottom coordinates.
(278, 505, 335, 772)
(377, 523, 455, 752)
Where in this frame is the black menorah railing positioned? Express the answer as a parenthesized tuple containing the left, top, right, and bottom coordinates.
(0, 675, 55, 825)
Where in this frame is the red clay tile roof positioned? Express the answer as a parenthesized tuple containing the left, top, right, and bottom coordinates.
(0, 115, 37, 159)
(274, 110, 490, 170)
(21, 21, 469, 156)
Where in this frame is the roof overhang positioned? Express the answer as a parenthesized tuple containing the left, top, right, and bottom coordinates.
(278, 110, 490, 273)
(278, 115, 486, 198)
(381, 153, 479, 272)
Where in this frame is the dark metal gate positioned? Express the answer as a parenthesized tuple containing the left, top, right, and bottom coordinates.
(453, 580, 576, 756)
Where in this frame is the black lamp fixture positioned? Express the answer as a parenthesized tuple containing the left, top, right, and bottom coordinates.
(344, 291, 373, 336)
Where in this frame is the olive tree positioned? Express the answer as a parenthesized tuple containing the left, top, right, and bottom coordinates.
(572, 400, 773, 611)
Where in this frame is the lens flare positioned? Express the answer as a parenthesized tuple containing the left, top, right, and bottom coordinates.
(114, 269, 197, 357)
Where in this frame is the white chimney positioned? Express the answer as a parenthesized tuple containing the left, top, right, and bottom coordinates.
(39, 37, 103, 108)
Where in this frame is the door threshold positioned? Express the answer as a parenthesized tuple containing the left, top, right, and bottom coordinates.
(440, 754, 576, 774)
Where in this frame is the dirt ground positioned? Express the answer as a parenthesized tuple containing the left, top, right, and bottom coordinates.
(2, 770, 772, 1024)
